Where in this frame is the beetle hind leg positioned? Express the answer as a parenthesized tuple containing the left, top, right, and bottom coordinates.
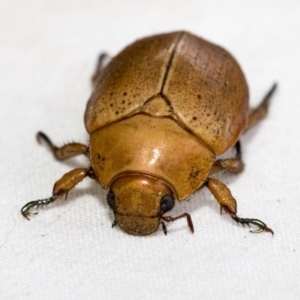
(247, 83, 277, 129)
(37, 131, 88, 160)
(206, 178, 273, 234)
(21, 196, 58, 220)
(91, 53, 109, 87)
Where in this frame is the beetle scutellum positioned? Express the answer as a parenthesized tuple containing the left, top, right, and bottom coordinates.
(22, 31, 276, 236)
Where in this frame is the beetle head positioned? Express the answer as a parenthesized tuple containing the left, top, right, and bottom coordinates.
(107, 174, 175, 235)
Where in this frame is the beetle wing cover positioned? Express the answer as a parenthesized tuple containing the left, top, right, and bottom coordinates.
(163, 33, 249, 154)
(85, 32, 249, 154)
(84, 32, 181, 133)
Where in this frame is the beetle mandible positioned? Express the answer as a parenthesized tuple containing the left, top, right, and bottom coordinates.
(22, 31, 276, 235)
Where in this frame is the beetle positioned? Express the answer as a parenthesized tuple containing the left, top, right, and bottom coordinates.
(21, 31, 276, 236)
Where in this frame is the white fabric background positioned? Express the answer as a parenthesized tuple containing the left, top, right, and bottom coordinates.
(1, 1, 299, 299)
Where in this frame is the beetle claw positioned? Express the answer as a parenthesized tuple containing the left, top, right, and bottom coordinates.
(250, 228, 264, 234)
(21, 196, 57, 220)
(23, 211, 38, 220)
(231, 215, 273, 235)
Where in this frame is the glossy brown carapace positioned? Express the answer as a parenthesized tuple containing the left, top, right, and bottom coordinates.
(85, 31, 248, 154)
(21, 31, 276, 236)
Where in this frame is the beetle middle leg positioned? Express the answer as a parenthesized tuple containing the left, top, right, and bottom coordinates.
(21, 167, 94, 219)
(206, 178, 273, 234)
(37, 131, 88, 160)
(210, 141, 244, 175)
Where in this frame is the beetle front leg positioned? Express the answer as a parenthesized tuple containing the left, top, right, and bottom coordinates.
(206, 178, 273, 234)
(21, 167, 93, 219)
(210, 141, 244, 175)
(37, 131, 88, 160)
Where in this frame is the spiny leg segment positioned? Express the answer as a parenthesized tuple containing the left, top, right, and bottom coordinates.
(206, 178, 273, 234)
(247, 83, 277, 130)
(37, 131, 88, 160)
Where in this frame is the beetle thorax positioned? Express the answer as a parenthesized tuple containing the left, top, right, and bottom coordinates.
(89, 113, 215, 200)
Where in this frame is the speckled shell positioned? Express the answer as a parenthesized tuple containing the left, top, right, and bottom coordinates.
(85, 31, 249, 154)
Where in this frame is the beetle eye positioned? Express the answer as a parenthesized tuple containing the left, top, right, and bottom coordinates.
(107, 190, 115, 210)
(160, 195, 175, 214)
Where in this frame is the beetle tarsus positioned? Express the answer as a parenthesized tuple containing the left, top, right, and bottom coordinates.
(247, 83, 277, 130)
(231, 215, 274, 235)
(21, 195, 58, 220)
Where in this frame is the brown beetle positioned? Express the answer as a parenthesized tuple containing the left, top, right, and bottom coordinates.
(22, 31, 276, 236)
